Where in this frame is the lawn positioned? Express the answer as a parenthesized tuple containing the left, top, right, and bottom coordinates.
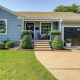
(0, 50, 57, 80)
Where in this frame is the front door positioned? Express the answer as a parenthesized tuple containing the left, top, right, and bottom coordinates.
(64, 27, 80, 46)
(26, 23, 34, 39)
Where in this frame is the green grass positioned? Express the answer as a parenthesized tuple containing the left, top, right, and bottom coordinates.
(0, 50, 57, 80)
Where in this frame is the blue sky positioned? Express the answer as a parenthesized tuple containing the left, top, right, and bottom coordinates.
(0, 0, 80, 12)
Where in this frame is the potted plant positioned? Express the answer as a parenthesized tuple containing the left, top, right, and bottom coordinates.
(49, 30, 62, 41)
(21, 30, 33, 40)
(65, 38, 72, 47)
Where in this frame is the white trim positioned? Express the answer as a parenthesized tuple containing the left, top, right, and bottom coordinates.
(0, 5, 22, 17)
(24, 22, 35, 39)
(0, 19, 7, 35)
(59, 18, 61, 31)
(40, 22, 52, 34)
(62, 25, 80, 41)
(62, 20, 80, 21)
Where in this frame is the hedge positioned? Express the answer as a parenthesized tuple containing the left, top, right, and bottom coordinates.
(49, 30, 62, 35)
(21, 30, 33, 35)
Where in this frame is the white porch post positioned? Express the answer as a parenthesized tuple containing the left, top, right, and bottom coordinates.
(59, 18, 61, 31)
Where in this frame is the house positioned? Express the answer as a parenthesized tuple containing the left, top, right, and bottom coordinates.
(0, 5, 80, 46)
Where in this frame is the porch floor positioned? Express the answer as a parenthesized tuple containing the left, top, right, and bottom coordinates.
(31, 40, 52, 42)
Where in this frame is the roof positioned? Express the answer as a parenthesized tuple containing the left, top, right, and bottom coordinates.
(0, 5, 23, 17)
(15, 12, 80, 20)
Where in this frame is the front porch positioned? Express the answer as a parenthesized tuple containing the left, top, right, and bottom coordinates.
(22, 18, 61, 40)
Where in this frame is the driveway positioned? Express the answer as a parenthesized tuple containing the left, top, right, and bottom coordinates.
(35, 50, 80, 80)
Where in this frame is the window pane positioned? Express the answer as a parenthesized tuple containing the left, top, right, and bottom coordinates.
(0, 20, 6, 33)
(41, 23, 51, 34)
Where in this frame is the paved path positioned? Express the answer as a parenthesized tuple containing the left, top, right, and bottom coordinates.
(35, 50, 80, 80)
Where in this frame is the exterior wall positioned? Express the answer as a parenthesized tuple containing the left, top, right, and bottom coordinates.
(52, 22, 59, 30)
(61, 23, 80, 41)
(56, 22, 59, 30)
(0, 8, 22, 42)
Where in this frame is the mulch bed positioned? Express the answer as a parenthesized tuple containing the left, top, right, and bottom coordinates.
(53, 48, 71, 52)
(0, 46, 71, 51)
(17, 46, 34, 51)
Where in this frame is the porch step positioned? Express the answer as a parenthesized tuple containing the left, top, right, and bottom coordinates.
(34, 48, 52, 51)
(34, 46, 50, 48)
(34, 44, 50, 46)
(34, 42, 52, 51)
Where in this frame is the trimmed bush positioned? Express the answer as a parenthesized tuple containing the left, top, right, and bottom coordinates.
(65, 38, 72, 43)
(6, 41, 14, 48)
(21, 30, 33, 35)
(52, 36, 63, 50)
(49, 30, 62, 35)
(0, 42, 5, 49)
(20, 35, 31, 49)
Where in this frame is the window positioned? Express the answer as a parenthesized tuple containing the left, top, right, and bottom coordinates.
(41, 23, 51, 34)
(0, 19, 7, 35)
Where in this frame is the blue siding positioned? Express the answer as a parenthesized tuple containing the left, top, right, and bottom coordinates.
(56, 22, 59, 30)
(0, 8, 22, 42)
(52, 22, 59, 30)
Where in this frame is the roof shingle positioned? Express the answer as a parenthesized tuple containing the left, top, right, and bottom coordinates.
(15, 12, 80, 20)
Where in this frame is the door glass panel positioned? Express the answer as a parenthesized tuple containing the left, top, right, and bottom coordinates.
(75, 28, 80, 46)
(64, 27, 76, 46)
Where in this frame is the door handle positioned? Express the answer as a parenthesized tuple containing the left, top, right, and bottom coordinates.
(73, 35, 75, 38)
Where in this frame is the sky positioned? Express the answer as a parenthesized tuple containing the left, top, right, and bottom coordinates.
(0, 0, 80, 12)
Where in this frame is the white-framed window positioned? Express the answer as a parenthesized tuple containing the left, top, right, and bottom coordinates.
(0, 19, 7, 35)
(41, 23, 51, 34)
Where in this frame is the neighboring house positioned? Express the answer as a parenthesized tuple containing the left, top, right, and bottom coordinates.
(0, 5, 80, 46)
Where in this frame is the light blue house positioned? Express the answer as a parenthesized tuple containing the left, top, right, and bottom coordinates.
(0, 5, 80, 46)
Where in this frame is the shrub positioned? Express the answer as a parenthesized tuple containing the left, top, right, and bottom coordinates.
(6, 41, 14, 48)
(52, 36, 63, 50)
(0, 42, 5, 49)
(49, 30, 62, 35)
(21, 30, 33, 35)
(65, 38, 72, 43)
(20, 35, 31, 49)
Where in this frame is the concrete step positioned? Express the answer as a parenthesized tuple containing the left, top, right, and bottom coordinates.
(34, 46, 50, 48)
(34, 42, 49, 44)
(34, 48, 52, 51)
(34, 44, 50, 46)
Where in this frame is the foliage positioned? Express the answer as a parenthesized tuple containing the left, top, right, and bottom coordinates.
(0, 50, 57, 80)
(52, 36, 63, 49)
(53, 3, 80, 14)
(65, 38, 72, 43)
(0, 42, 5, 49)
(21, 30, 33, 35)
(6, 41, 14, 48)
(49, 30, 62, 35)
(20, 35, 31, 49)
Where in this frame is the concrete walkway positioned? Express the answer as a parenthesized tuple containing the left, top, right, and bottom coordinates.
(35, 50, 80, 80)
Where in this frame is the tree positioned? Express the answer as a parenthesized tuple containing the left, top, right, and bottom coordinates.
(53, 3, 80, 14)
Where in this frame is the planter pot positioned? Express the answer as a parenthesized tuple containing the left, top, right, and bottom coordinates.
(65, 43, 72, 47)
(21, 34, 32, 41)
(50, 35, 61, 41)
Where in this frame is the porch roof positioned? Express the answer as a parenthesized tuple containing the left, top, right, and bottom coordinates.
(15, 12, 80, 20)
